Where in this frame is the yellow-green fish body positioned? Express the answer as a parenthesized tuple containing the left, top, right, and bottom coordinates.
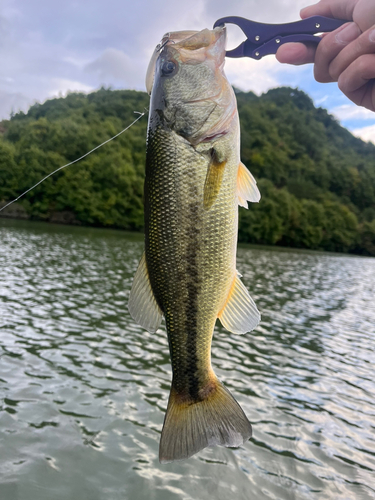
(129, 27, 261, 463)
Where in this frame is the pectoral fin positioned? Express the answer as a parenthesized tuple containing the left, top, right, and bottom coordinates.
(203, 149, 226, 210)
(128, 252, 163, 333)
(237, 162, 261, 208)
(218, 273, 260, 334)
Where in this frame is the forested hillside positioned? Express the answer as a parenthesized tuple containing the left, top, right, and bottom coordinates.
(1, 87, 374, 256)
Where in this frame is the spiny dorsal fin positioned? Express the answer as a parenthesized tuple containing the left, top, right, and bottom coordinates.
(203, 149, 226, 210)
(128, 252, 163, 333)
(218, 273, 260, 334)
(237, 162, 261, 208)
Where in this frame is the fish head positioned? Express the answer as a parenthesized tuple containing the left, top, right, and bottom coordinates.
(146, 27, 237, 145)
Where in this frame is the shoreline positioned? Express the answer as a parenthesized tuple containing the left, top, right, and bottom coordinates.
(1, 214, 372, 260)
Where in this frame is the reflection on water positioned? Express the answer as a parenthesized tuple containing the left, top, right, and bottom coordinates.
(0, 219, 374, 500)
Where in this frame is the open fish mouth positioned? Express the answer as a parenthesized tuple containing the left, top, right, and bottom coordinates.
(145, 27, 226, 95)
(146, 31, 198, 95)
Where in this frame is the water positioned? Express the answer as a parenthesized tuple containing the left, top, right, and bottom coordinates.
(0, 218, 374, 500)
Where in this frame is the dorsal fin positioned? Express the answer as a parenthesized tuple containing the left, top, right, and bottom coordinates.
(237, 162, 261, 208)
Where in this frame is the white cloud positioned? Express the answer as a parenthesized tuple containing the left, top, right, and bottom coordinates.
(86, 49, 131, 80)
(225, 52, 310, 95)
(0, 0, 371, 141)
(48, 79, 94, 98)
(352, 125, 375, 145)
(226, 57, 281, 95)
(85, 47, 153, 90)
(0, 89, 31, 119)
(314, 95, 329, 106)
(63, 56, 91, 68)
(203, 0, 311, 24)
(331, 104, 375, 121)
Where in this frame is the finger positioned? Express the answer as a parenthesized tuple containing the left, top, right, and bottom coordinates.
(337, 54, 375, 111)
(313, 22, 362, 82)
(276, 42, 316, 65)
(329, 27, 375, 81)
(300, 0, 375, 32)
(338, 54, 375, 93)
(300, 0, 358, 21)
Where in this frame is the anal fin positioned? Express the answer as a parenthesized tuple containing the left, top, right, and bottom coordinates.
(218, 273, 260, 334)
(128, 252, 163, 333)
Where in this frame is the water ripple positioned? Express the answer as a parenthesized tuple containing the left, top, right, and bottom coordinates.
(1, 219, 374, 500)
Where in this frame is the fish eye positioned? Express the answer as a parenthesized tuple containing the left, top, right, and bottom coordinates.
(161, 60, 177, 76)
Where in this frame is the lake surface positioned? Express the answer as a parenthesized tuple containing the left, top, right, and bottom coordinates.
(0, 218, 374, 500)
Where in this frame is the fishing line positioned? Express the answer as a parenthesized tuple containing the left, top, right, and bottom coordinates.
(0, 111, 147, 214)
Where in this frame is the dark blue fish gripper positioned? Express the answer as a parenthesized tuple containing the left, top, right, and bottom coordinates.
(213, 16, 347, 59)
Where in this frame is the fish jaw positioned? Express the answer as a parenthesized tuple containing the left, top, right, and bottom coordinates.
(146, 26, 237, 145)
(172, 28, 226, 67)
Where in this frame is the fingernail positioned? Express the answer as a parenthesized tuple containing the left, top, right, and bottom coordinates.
(336, 23, 361, 44)
(370, 27, 375, 42)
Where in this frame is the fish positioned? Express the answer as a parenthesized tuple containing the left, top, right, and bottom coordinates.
(128, 26, 261, 464)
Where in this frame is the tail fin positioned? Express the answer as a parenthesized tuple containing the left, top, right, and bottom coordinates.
(159, 380, 252, 464)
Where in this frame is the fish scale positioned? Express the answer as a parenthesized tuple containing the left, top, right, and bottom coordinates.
(145, 126, 238, 396)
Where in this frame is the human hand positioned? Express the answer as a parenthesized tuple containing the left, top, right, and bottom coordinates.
(276, 0, 375, 111)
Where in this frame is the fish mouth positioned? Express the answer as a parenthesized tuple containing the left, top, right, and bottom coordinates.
(173, 28, 222, 50)
(172, 27, 226, 66)
(145, 27, 226, 95)
(146, 32, 199, 95)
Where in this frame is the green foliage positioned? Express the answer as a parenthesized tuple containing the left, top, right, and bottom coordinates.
(355, 220, 375, 256)
(238, 180, 359, 252)
(0, 86, 374, 255)
(1, 89, 148, 230)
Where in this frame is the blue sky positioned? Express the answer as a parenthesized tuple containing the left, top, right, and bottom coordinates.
(1, 0, 375, 143)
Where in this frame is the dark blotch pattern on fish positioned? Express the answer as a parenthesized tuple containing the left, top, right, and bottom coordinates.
(184, 195, 200, 402)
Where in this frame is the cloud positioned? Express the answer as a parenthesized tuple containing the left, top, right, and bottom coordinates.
(0, 89, 31, 119)
(203, 0, 310, 24)
(331, 104, 375, 122)
(85, 49, 140, 88)
(226, 57, 282, 95)
(314, 95, 329, 106)
(0, 0, 372, 145)
(47, 79, 94, 97)
(63, 56, 91, 68)
(352, 125, 375, 145)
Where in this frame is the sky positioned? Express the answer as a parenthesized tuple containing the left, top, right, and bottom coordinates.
(1, 0, 375, 144)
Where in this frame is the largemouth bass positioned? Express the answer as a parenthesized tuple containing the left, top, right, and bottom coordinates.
(128, 26, 261, 463)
